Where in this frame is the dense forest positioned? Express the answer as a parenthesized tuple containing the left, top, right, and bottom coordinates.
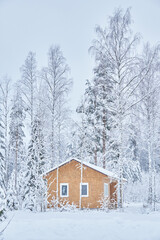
(0, 8, 160, 219)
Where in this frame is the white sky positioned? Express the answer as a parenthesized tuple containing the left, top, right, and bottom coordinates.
(0, 0, 160, 113)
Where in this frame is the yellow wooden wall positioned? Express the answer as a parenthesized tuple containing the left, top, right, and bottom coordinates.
(45, 159, 118, 208)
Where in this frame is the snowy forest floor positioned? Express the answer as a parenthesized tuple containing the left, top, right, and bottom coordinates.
(1, 203, 160, 240)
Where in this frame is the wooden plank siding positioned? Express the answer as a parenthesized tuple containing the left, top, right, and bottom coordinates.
(45, 159, 118, 209)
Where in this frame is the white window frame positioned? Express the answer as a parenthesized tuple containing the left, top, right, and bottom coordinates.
(104, 183, 109, 197)
(60, 183, 69, 197)
(80, 183, 89, 197)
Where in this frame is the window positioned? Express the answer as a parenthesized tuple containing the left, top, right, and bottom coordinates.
(60, 183, 69, 197)
(104, 183, 109, 197)
(80, 183, 88, 197)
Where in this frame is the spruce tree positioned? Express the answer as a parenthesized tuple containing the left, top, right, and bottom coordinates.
(24, 115, 46, 211)
(8, 89, 26, 209)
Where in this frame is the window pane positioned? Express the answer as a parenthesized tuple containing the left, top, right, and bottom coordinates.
(104, 183, 108, 197)
(62, 185, 67, 196)
(82, 185, 87, 196)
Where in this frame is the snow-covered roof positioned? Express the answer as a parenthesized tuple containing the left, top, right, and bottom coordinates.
(44, 158, 120, 181)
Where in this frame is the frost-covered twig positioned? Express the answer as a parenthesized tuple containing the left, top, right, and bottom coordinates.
(0, 214, 14, 235)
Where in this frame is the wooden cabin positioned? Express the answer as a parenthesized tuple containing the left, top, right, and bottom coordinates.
(44, 158, 118, 209)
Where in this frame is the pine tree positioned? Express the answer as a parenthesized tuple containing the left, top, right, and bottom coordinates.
(24, 115, 46, 211)
(76, 80, 101, 164)
(6, 170, 19, 210)
(76, 76, 117, 169)
(8, 88, 26, 209)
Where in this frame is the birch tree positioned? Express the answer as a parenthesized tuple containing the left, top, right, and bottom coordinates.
(139, 43, 160, 208)
(20, 52, 37, 126)
(90, 8, 154, 208)
(41, 45, 72, 167)
(56, 95, 71, 163)
(0, 77, 11, 185)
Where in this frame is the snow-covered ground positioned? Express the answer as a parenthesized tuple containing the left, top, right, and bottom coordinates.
(1, 204, 160, 240)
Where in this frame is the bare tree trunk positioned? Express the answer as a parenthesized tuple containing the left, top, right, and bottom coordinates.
(51, 113, 55, 168)
(79, 103, 85, 209)
(147, 115, 153, 206)
(118, 114, 123, 209)
(15, 137, 18, 192)
(102, 124, 106, 169)
(31, 80, 34, 125)
(93, 94, 98, 165)
(153, 168, 156, 211)
(56, 167, 59, 208)
(94, 147, 97, 165)
(79, 160, 83, 209)
(0, 78, 10, 191)
(4, 107, 8, 187)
